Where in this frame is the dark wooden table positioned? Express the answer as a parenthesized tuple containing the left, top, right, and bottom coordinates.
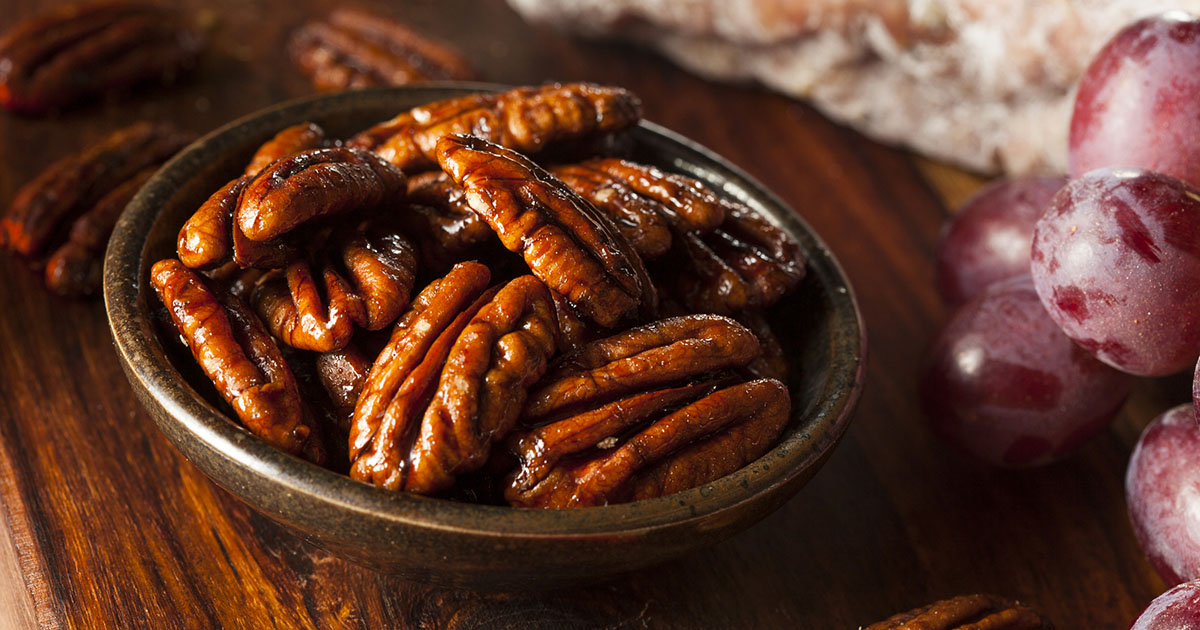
(0, 1, 1180, 627)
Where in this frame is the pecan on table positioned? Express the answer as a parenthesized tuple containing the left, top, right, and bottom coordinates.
(437, 134, 656, 328)
(507, 315, 788, 508)
(552, 158, 729, 236)
(401, 171, 496, 271)
(657, 203, 807, 315)
(0, 1, 204, 115)
(250, 218, 418, 352)
(289, 7, 474, 92)
(347, 83, 642, 172)
(2, 121, 193, 259)
(350, 262, 558, 495)
(177, 123, 329, 270)
(236, 147, 406, 242)
(150, 259, 326, 464)
(43, 166, 156, 297)
(865, 594, 1053, 630)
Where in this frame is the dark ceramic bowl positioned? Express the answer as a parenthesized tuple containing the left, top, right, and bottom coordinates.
(104, 85, 866, 589)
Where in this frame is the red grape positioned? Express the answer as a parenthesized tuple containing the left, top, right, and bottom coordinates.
(1131, 581, 1200, 630)
(1070, 12, 1200, 187)
(935, 176, 1066, 306)
(1127, 404, 1200, 587)
(920, 276, 1132, 467)
(1030, 168, 1200, 377)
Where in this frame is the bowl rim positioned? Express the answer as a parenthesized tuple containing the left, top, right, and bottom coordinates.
(104, 84, 866, 539)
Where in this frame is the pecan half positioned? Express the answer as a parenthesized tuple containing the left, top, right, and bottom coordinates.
(553, 158, 728, 235)
(289, 7, 474, 92)
(550, 290, 600, 354)
(150, 259, 325, 464)
(236, 147, 406, 242)
(0, 1, 204, 115)
(437, 134, 656, 328)
(736, 310, 789, 383)
(506, 315, 787, 507)
(250, 218, 418, 352)
(865, 594, 1053, 630)
(401, 171, 496, 271)
(350, 263, 558, 494)
(347, 83, 642, 171)
(658, 204, 806, 315)
(314, 343, 372, 432)
(43, 166, 156, 297)
(2, 121, 192, 257)
(177, 123, 329, 270)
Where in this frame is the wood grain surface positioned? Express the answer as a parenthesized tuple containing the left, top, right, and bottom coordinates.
(0, 0, 1179, 628)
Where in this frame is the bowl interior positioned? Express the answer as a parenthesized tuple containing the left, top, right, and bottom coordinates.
(105, 85, 864, 561)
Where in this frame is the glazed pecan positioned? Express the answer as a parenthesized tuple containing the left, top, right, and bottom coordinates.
(237, 147, 406, 242)
(553, 158, 728, 235)
(0, 1, 203, 115)
(507, 315, 788, 508)
(437, 134, 656, 328)
(350, 263, 558, 494)
(737, 310, 789, 382)
(250, 218, 418, 352)
(314, 343, 372, 432)
(2, 121, 192, 257)
(401, 171, 495, 271)
(177, 123, 329, 270)
(43, 166, 156, 296)
(658, 204, 806, 315)
(347, 83, 642, 171)
(289, 7, 474, 92)
(865, 594, 1053, 630)
(150, 259, 325, 464)
(550, 290, 600, 354)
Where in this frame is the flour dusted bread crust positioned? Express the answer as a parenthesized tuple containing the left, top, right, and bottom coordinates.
(508, 0, 1200, 174)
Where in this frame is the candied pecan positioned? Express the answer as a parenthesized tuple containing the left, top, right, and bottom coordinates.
(550, 163, 673, 260)
(437, 134, 656, 328)
(2, 121, 192, 257)
(507, 375, 788, 508)
(236, 147, 406, 242)
(177, 123, 328, 270)
(553, 158, 728, 235)
(865, 594, 1053, 630)
(658, 204, 806, 315)
(43, 166, 155, 296)
(347, 83, 642, 171)
(401, 171, 495, 271)
(350, 263, 558, 494)
(250, 219, 418, 352)
(150, 259, 325, 464)
(289, 7, 474, 92)
(550, 290, 600, 354)
(314, 343, 372, 431)
(0, 2, 204, 115)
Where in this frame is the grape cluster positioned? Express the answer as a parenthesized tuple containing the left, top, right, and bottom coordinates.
(920, 13, 1200, 624)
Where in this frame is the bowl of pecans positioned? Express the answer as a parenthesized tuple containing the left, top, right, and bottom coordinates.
(104, 83, 865, 588)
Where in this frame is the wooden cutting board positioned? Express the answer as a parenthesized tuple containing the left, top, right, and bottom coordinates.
(0, 0, 1174, 627)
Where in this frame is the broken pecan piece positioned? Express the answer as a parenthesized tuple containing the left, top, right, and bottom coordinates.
(2, 121, 192, 258)
(401, 171, 496, 271)
(0, 1, 204, 115)
(507, 315, 787, 507)
(347, 83, 642, 171)
(289, 7, 474, 92)
(43, 166, 156, 297)
(250, 218, 418, 352)
(177, 122, 327, 270)
(150, 259, 325, 464)
(236, 147, 406, 242)
(350, 263, 558, 494)
(865, 594, 1053, 630)
(437, 133, 656, 328)
(658, 204, 806, 315)
(553, 158, 728, 235)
